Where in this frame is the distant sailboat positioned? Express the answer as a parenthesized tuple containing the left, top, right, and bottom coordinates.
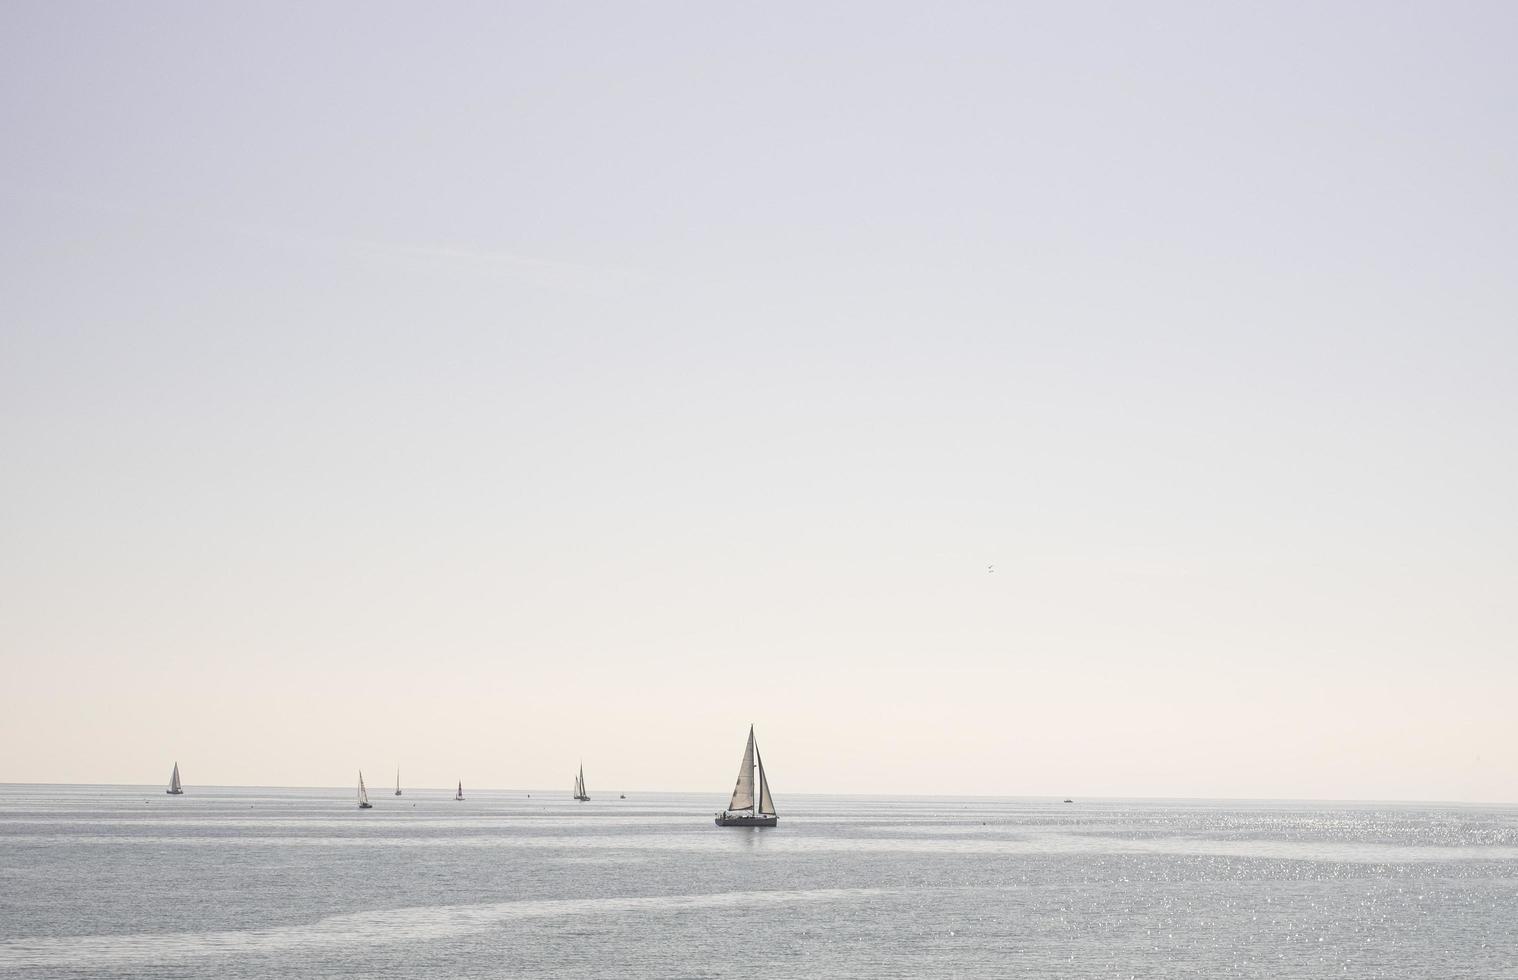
(166, 762, 184, 796)
(573, 763, 590, 801)
(357, 771, 373, 809)
(455, 781, 464, 801)
(394, 768, 402, 797)
(715, 725, 777, 827)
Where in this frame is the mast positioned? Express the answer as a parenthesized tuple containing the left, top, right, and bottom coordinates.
(748, 725, 756, 813)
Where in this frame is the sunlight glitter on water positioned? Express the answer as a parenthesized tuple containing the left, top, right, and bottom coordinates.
(2, 787, 1515, 978)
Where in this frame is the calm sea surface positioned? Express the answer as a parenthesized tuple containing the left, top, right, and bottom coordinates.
(1, 785, 1515, 978)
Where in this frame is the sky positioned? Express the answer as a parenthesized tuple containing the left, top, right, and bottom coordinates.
(1, 2, 1514, 802)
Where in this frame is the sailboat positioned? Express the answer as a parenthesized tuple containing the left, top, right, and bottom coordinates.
(165, 762, 184, 796)
(357, 771, 373, 809)
(394, 768, 402, 796)
(454, 781, 464, 801)
(573, 763, 590, 801)
(715, 725, 777, 827)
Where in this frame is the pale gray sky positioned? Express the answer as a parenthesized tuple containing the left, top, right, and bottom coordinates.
(2, 2, 1514, 801)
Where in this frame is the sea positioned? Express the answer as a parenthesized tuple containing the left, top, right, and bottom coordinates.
(1, 785, 1515, 978)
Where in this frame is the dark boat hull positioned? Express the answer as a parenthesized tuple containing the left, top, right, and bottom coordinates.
(166, 790, 183, 795)
(715, 813, 777, 827)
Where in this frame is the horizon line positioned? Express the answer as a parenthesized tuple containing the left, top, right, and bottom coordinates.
(0, 781, 1512, 808)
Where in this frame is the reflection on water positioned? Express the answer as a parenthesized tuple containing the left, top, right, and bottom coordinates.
(7, 827, 1517, 864)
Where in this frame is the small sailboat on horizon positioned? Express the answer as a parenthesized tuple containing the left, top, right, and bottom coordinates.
(166, 762, 184, 796)
(454, 781, 464, 801)
(357, 771, 373, 809)
(715, 725, 777, 827)
(394, 768, 402, 796)
(573, 763, 590, 801)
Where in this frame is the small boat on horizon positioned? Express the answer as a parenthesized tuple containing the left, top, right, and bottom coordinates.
(455, 781, 464, 801)
(166, 762, 184, 796)
(394, 768, 402, 796)
(573, 763, 590, 801)
(715, 725, 777, 827)
(357, 771, 373, 809)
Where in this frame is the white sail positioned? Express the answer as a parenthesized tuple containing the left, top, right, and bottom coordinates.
(727, 727, 756, 811)
(358, 772, 370, 806)
(168, 763, 181, 793)
(756, 745, 775, 816)
(395, 769, 401, 796)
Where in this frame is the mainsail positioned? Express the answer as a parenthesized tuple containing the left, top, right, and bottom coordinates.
(168, 762, 182, 794)
(727, 727, 757, 811)
(574, 764, 590, 800)
(358, 772, 370, 806)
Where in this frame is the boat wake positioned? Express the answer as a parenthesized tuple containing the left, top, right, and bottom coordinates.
(0, 887, 889, 970)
